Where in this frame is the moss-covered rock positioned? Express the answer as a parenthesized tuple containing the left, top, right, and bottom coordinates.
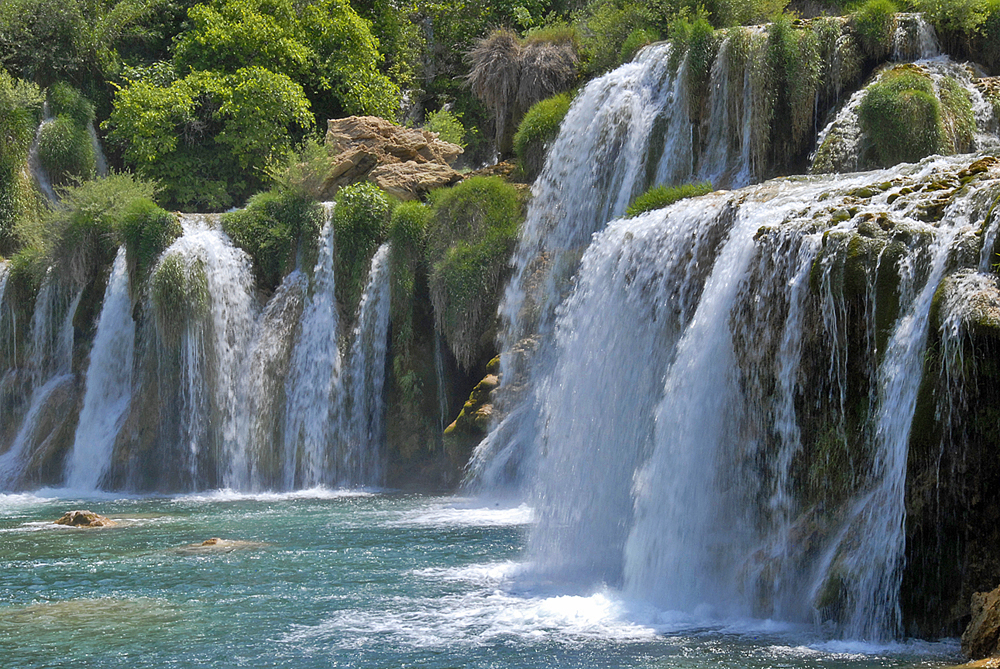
(222, 189, 320, 293)
(859, 66, 942, 168)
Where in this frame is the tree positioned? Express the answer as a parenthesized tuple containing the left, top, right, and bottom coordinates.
(107, 66, 313, 210)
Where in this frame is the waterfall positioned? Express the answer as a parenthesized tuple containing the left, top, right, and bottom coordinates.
(0, 276, 82, 488)
(283, 205, 342, 489)
(64, 248, 134, 491)
(477, 152, 999, 638)
(149, 215, 257, 489)
(891, 13, 941, 62)
(340, 243, 391, 486)
(27, 106, 56, 202)
(229, 269, 307, 490)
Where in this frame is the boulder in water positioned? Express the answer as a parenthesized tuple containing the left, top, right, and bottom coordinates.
(54, 510, 117, 527)
(963, 586, 1000, 659)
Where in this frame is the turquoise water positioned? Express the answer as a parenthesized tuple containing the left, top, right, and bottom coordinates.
(0, 491, 960, 668)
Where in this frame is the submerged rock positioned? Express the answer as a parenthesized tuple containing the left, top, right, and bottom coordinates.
(964, 586, 1000, 659)
(54, 510, 117, 527)
(174, 538, 268, 554)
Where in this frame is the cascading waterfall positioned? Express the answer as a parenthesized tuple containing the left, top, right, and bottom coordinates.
(891, 13, 941, 62)
(482, 152, 1000, 639)
(230, 269, 308, 490)
(64, 248, 135, 491)
(472, 38, 761, 490)
(0, 275, 82, 488)
(283, 205, 342, 489)
(148, 215, 257, 489)
(340, 243, 391, 486)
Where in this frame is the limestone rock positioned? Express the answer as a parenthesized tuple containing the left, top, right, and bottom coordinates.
(317, 116, 464, 200)
(369, 161, 462, 200)
(963, 586, 1000, 659)
(54, 510, 117, 527)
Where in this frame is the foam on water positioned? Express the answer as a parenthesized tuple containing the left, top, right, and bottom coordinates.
(391, 502, 535, 528)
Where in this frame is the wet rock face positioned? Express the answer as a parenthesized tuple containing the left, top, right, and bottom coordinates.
(318, 116, 464, 200)
(54, 510, 116, 527)
(964, 586, 1000, 659)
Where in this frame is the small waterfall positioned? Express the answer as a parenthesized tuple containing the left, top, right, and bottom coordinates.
(0, 276, 82, 488)
(812, 57, 1000, 174)
(88, 123, 108, 177)
(229, 269, 308, 490)
(64, 248, 134, 491)
(340, 243, 391, 486)
(891, 13, 941, 62)
(149, 215, 257, 488)
(27, 106, 56, 202)
(283, 205, 342, 488)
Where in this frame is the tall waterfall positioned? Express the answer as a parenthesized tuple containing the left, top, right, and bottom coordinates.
(0, 275, 82, 488)
(147, 215, 258, 489)
(340, 243, 391, 486)
(283, 206, 343, 488)
(479, 147, 1000, 638)
(65, 248, 135, 491)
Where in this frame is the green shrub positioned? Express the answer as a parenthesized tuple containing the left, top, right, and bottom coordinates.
(37, 115, 96, 186)
(858, 68, 942, 167)
(44, 173, 160, 285)
(0, 69, 44, 255)
(222, 188, 322, 292)
(577, 0, 657, 75)
(427, 176, 524, 369)
(513, 92, 573, 182)
(116, 198, 181, 284)
(388, 200, 430, 354)
(626, 181, 713, 217)
(5, 245, 45, 317)
(852, 0, 898, 61)
(332, 181, 392, 314)
(47, 82, 94, 127)
(671, 11, 718, 110)
(938, 76, 976, 154)
(423, 109, 467, 148)
(151, 251, 209, 345)
(620, 27, 661, 63)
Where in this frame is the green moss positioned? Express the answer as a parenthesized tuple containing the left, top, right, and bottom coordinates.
(388, 200, 430, 355)
(513, 92, 572, 182)
(938, 76, 976, 155)
(333, 181, 392, 315)
(427, 176, 524, 369)
(858, 67, 942, 168)
(626, 181, 713, 218)
(37, 115, 95, 186)
(222, 188, 321, 292)
(150, 252, 209, 345)
(852, 0, 897, 61)
(116, 198, 181, 284)
(6, 246, 45, 317)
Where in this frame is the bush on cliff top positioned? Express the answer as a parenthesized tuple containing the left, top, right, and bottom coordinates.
(427, 176, 524, 369)
(859, 67, 942, 168)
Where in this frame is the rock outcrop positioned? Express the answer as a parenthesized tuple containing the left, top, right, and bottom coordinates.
(54, 510, 117, 527)
(964, 586, 1000, 659)
(317, 116, 463, 200)
(444, 356, 499, 458)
